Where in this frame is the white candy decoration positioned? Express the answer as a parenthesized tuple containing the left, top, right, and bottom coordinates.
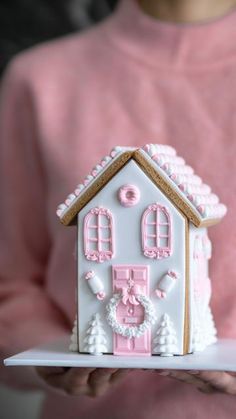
(75, 184, 84, 196)
(153, 314, 178, 356)
(85, 271, 106, 300)
(56, 203, 67, 216)
(101, 156, 112, 167)
(84, 313, 107, 355)
(69, 316, 78, 352)
(84, 175, 93, 185)
(110, 146, 123, 157)
(65, 193, 76, 206)
(155, 271, 178, 299)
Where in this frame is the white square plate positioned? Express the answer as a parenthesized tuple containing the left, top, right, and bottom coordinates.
(4, 336, 236, 371)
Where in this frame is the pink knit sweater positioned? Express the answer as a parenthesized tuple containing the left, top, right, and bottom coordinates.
(1, 0, 236, 417)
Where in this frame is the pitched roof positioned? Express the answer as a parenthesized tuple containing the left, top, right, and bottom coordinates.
(57, 144, 227, 227)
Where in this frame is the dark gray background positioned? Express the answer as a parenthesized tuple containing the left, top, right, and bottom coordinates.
(0, 0, 118, 75)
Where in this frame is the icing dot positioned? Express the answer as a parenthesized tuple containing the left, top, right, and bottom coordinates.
(65, 194, 76, 206)
(84, 175, 93, 185)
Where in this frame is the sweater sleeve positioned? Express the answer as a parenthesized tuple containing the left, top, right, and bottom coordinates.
(0, 59, 69, 389)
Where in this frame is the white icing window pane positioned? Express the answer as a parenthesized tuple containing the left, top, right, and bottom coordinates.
(147, 237, 156, 248)
(89, 228, 98, 239)
(147, 211, 156, 223)
(159, 237, 168, 248)
(159, 225, 168, 235)
(146, 224, 156, 236)
(88, 214, 98, 226)
(101, 241, 110, 252)
(88, 241, 98, 251)
(100, 215, 109, 227)
(159, 210, 168, 224)
(100, 227, 111, 240)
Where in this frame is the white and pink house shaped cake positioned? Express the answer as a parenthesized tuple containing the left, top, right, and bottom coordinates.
(57, 144, 227, 357)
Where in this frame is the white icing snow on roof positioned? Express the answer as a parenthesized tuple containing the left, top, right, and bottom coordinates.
(142, 144, 227, 220)
(56, 144, 227, 223)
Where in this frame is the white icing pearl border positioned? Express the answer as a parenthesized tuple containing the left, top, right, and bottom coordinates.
(106, 293, 156, 339)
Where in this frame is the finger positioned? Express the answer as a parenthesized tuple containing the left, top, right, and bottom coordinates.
(37, 367, 96, 396)
(194, 371, 236, 395)
(110, 368, 131, 385)
(36, 366, 69, 379)
(159, 370, 215, 393)
(64, 367, 96, 396)
(89, 368, 117, 397)
(156, 370, 172, 377)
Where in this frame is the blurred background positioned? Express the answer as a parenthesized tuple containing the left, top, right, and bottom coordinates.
(0, 1, 117, 418)
(0, 0, 118, 76)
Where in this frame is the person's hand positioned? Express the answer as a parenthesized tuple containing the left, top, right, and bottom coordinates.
(157, 370, 236, 395)
(36, 366, 131, 397)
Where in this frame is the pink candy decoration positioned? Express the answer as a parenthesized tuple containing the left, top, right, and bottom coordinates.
(155, 289, 166, 299)
(167, 270, 178, 279)
(142, 144, 149, 153)
(85, 271, 95, 280)
(178, 184, 186, 192)
(96, 291, 106, 301)
(187, 194, 194, 202)
(118, 184, 140, 207)
(197, 205, 205, 215)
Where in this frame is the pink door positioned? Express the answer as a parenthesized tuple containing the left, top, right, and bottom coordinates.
(112, 265, 151, 355)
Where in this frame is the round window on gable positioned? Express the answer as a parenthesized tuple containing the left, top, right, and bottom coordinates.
(118, 184, 140, 207)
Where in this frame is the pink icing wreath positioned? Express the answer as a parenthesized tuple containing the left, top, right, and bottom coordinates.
(118, 184, 140, 207)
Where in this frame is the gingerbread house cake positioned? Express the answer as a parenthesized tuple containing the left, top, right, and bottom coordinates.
(57, 144, 227, 357)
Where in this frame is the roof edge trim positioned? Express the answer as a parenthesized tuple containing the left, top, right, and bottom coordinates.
(60, 150, 134, 225)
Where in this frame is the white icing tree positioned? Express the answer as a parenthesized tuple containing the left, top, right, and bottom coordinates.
(69, 316, 79, 352)
(84, 313, 107, 356)
(204, 306, 217, 347)
(192, 319, 206, 352)
(153, 314, 178, 356)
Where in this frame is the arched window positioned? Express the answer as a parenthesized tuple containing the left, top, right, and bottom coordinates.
(142, 204, 172, 259)
(84, 207, 114, 263)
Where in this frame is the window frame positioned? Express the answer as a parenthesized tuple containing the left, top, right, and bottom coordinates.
(84, 207, 114, 263)
(142, 203, 172, 259)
